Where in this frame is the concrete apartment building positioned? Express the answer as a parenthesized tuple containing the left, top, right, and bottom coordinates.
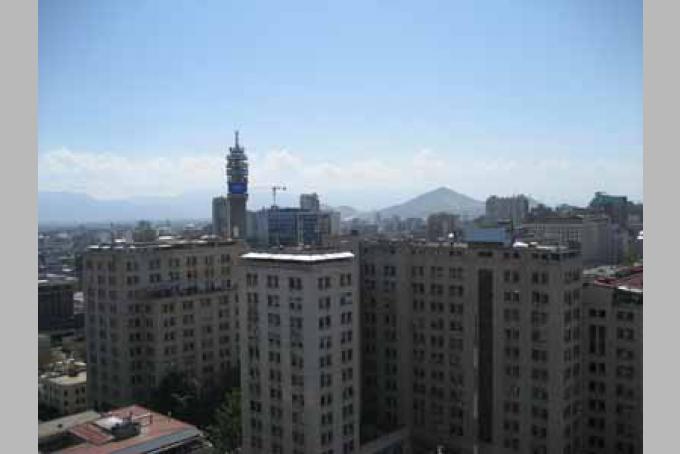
(359, 239, 584, 454)
(212, 195, 230, 238)
(582, 267, 642, 454)
(82, 238, 246, 409)
(239, 251, 361, 454)
(427, 213, 459, 241)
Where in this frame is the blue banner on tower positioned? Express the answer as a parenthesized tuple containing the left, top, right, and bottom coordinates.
(229, 182, 247, 194)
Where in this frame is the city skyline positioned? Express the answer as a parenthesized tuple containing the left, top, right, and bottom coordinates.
(39, 0, 642, 209)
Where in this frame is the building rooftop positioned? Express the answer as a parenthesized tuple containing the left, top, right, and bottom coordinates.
(86, 237, 238, 252)
(241, 251, 354, 263)
(42, 370, 87, 386)
(40, 405, 208, 454)
(39, 411, 101, 441)
(590, 266, 643, 292)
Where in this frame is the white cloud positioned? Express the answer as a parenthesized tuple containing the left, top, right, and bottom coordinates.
(38, 146, 642, 207)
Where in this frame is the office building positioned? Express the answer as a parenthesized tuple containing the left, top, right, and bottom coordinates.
(82, 238, 245, 409)
(250, 207, 339, 248)
(239, 251, 360, 454)
(38, 405, 212, 453)
(39, 275, 77, 332)
(213, 195, 230, 238)
(485, 195, 530, 225)
(582, 266, 642, 454)
(300, 193, 321, 212)
(359, 239, 583, 454)
(226, 131, 249, 239)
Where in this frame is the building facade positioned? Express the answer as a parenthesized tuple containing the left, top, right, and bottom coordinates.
(582, 267, 642, 454)
(239, 251, 361, 454)
(83, 238, 245, 409)
(39, 360, 88, 416)
(427, 213, 459, 241)
(359, 239, 584, 454)
(39, 275, 77, 332)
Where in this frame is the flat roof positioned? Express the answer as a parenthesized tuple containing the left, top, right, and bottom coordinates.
(39, 411, 101, 440)
(57, 405, 203, 454)
(241, 251, 354, 263)
(43, 371, 87, 386)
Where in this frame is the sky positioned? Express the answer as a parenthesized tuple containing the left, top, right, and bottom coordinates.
(38, 0, 642, 210)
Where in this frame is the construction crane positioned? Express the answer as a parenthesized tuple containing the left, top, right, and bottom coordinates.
(271, 185, 287, 207)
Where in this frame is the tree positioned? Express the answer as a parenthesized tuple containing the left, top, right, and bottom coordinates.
(147, 370, 200, 424)
(206, 388, 242, 454)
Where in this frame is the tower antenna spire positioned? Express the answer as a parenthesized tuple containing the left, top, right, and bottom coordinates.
(234, 130, 240, 148)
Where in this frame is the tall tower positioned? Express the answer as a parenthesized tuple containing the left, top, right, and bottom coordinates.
(226, 130, 249, 239)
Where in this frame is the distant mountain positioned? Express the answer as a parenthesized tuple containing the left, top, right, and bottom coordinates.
(38, 191, 215, 224)
(322, 204, 362, 220)
(376, 187, 485, 220)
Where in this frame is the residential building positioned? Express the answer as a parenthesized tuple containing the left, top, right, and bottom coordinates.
(39, 359, 88, 416)
(359, 239, 584, 454)
(38, 405, 212, 453)
(39, 275, 77, 332)
(239, 251, 360, 454)
(582, 266, 642, 454)
(83, 238, 246, 409)
(485, 195, 530, 225)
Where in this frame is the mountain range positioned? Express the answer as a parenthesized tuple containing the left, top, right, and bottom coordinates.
(39, 187, 539, 225)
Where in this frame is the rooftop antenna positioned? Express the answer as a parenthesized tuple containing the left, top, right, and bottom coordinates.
(234, 130, 240, 148)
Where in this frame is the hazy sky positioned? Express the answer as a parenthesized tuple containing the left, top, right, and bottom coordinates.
(39, 0, 642, 210)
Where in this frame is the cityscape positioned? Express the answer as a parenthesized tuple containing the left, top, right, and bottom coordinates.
(38, 2, 642, 454)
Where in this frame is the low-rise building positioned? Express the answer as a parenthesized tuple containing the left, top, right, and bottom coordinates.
(40, 360, 88, 416)
(38, 405, 212, 453)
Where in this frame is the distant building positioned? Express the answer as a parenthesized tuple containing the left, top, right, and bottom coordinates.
(39, 275, 77, 332)
(39, 359, 88, 416)
(38, 405, 212, 454)
(250, 207, 339, 248)
(485, 195, 530, 225)
(212, 195, 230, 238)
(131, 221, 157, 243)
(521, 215, 627, 266)
(589, 192, 629, 227)
(300, 193, 321, 211)
(239, 251, 360, 454)
(226, 131, 249, 239)
(83, 238, 245, 409)
(426, 212, 459, 240)
(582, 266, 643, 454)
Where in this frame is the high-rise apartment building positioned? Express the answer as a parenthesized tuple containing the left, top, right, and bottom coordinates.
(226, 131, 249, 239)
(239, 251, 360, 454)
(485, 195, 530, 225)
(82, 238, 246, 409)
(359, 239, 584, 454)
(582, 267, 642, 454)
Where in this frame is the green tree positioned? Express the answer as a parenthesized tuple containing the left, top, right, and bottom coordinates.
(206, 388, 242, 454)
(147, 370, 200, 424)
